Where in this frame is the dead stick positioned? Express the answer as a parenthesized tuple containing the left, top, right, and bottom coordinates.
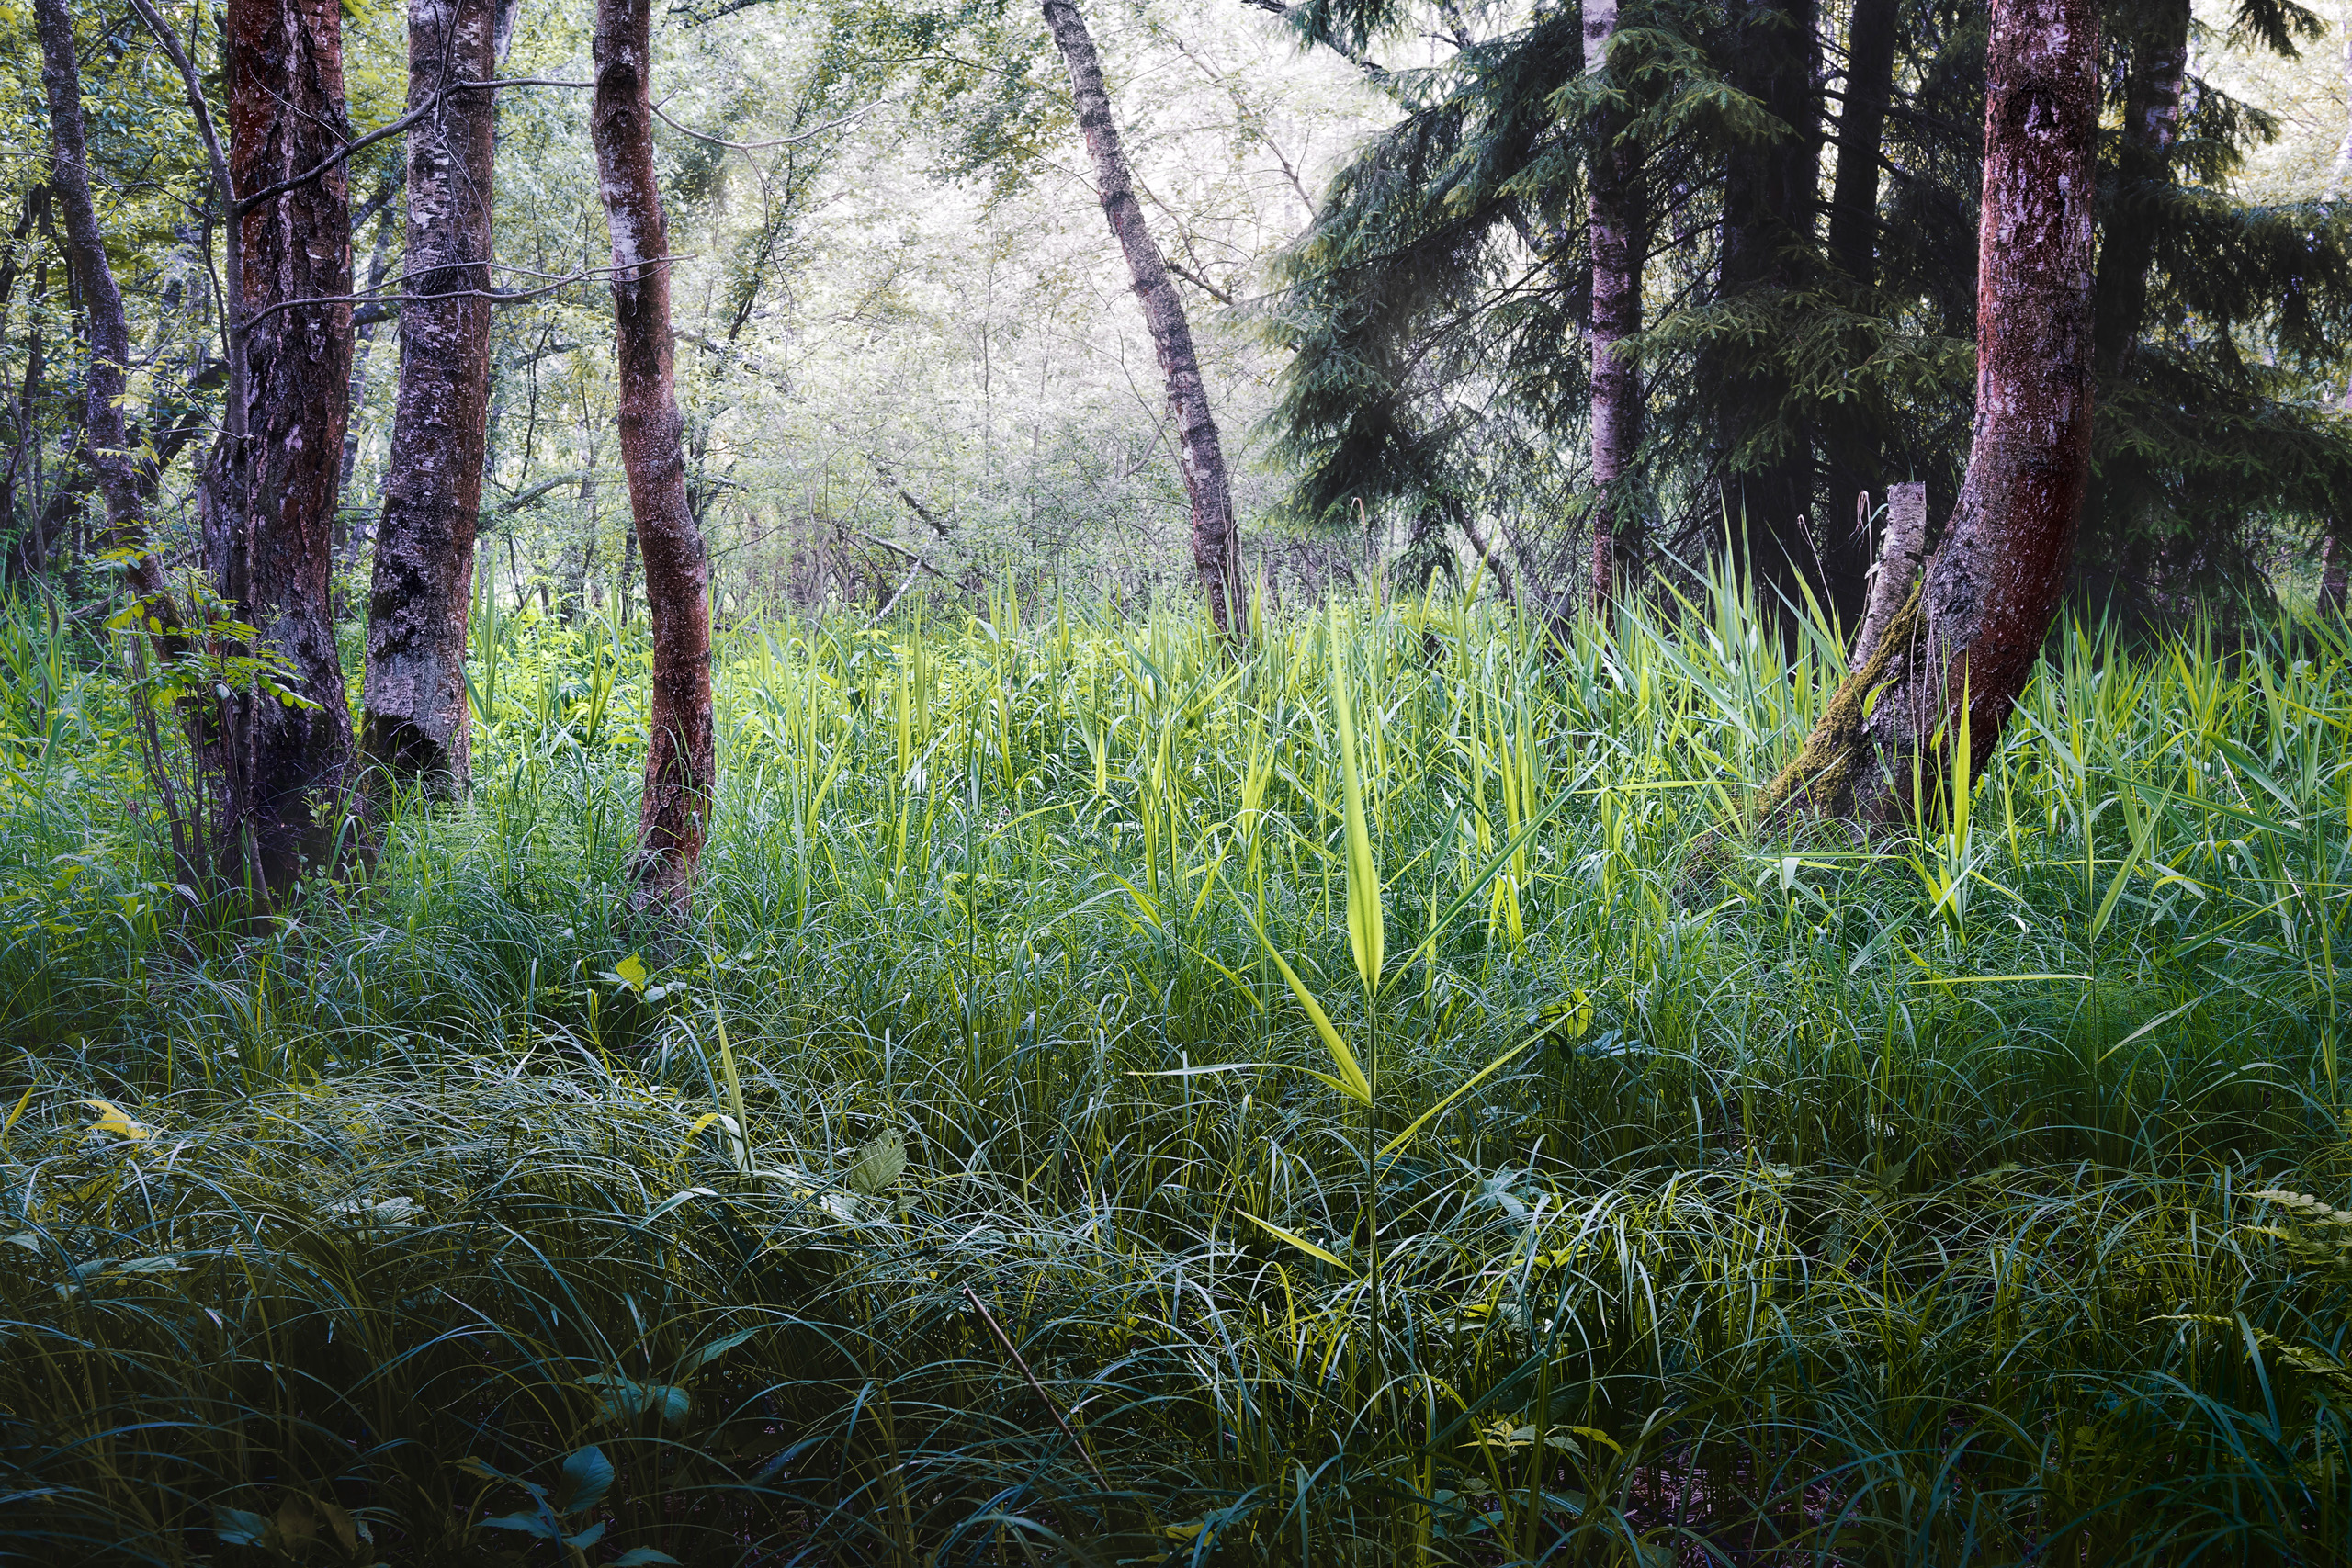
(961, 1283, 1114, 1495)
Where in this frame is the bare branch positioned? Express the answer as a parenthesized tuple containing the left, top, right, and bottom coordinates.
(232, 77, 593, 216)
(650, 96, 885, 154)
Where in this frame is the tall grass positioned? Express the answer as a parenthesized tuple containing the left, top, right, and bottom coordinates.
(0, 571, 2346, 1563)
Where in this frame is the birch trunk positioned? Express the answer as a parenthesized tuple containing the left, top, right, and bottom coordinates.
(1585, 0, 1642, 611)
(1760, 0, 2100, 823)
(591, 0, 713, 916)
(1041, 0, 1242, 638)
(361, 0, 503, 794)
(202, 0, 358, 897)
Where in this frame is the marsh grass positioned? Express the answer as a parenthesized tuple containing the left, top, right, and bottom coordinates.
(0, 572, 2347, 1563)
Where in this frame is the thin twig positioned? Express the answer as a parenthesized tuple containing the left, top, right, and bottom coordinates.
(960, 1284, 1114, 1495)
(650, 96, 884, 153)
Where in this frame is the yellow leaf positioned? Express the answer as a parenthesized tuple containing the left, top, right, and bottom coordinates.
(81, 1100, 150, 1143)
(615, 953, 650, 993)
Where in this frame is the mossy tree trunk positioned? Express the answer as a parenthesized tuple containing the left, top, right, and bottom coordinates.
(200, 0, 360, 899)
(1759, 0, 2101, 825)
(1586, 0, 1643, 612)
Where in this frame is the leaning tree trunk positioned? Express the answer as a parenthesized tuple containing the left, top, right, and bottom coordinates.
(361, 0, 503, 795)
(32, 0, 164, 608)
(591, 0, 713, 917)
(1759, 0, 2100, 823)
(1585, 0, 1643, 611)
(202, 0, 358, 898)
(1041, 0, 1242, 638)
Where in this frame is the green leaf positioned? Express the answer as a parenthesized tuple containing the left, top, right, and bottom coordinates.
(550, 1445, 615, 1516)
(480, 1511, 563, 1540)
(610, 953, 650, 993)
(688, 1326, 761, 1369)
(211, 1506, 273, 1547)
(582, 1374, 690, 1427)
(1252, 931, 1372, 1104)
(1238, 1210, 1355, 1274)
(843, 1129, 907, 1195)
(1378, 1036, 1546, 1160)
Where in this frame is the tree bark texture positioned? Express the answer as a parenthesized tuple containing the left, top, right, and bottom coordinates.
(361, 0, 503, 794)
(32, 0, 163, 606)
(203, 0, 358, 897)
(592, 0, 713, 917)
(1760, 0, 2099, 823)
(1041, 0, 1242, 638)
(1586, 0, 1643, 612)
(1827, 0, 1897, 288)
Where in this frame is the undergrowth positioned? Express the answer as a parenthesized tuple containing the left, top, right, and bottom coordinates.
(1, 574, 2347, 1564)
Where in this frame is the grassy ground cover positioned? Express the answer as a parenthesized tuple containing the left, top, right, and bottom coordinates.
(0, 577, 2347, 1564)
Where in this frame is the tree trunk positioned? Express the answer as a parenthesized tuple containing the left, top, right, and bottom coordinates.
(592, 0, 713, 917)
(2090, 0, 2188, 384)
(1041, 0, 1242, 638)
(1760, 0, 2100, 823)
(1586, 0, 1642, 611)
(2322, 523, 2349, 614)
(2077, 0, 2187, 601)
(1715, 0, 1860, 626)
(200, 0, 358, 898)
(33, 0, 163, 605)
(361, 0, 503, 795)
(1827, 0, 1897, 288)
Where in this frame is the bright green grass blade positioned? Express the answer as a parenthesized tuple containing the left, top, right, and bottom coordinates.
(1329, 605, 1383, 998)
(1238, 1210, 1354, 1274)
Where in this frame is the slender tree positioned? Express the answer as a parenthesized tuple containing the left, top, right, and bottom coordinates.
(31, 0, 164, 608)
(1586, 0, 1642, 611)
(1040, 0, 1242, 637)
(1827, 0, 1898, 288)
(1711, 0, 1862, 624)
(1760, 0, 2101, 823)
(592, 0, 714, 916)
(2089, 0, 2189, 390)
(361, 0, 508, 794)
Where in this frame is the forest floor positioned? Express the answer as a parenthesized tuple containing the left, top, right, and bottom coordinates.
(1, 581, 2347, 1565)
